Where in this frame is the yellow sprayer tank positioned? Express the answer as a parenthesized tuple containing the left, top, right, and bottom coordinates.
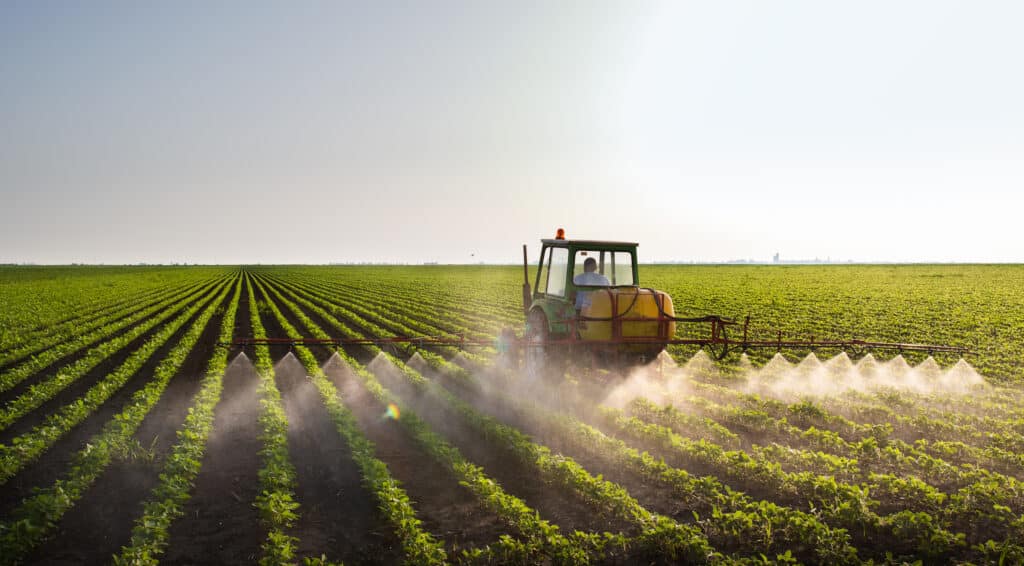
(578, 288, 676, 356)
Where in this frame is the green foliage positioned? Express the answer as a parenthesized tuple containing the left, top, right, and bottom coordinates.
(0, 281, 230, 486)
(245, 275, 301, 565)
(0, 279, 221, 428)
(0, 276, 235, 562)
(3, 264, 1024, 564)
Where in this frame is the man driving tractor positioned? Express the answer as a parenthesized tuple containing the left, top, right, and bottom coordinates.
(573, 257, 610, 309)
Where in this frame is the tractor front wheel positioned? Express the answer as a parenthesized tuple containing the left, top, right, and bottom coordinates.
(524, 310, 562, 383)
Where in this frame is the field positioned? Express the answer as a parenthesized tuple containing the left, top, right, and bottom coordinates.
(1, 264, 1024, 565)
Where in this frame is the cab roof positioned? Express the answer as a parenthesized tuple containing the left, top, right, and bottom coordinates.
(541, 239, 638, 247)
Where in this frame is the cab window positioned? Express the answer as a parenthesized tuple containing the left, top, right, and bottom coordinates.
(610, 251, 635, 285)
(546, 247, 569, 297)
(572, 250, 635, 286)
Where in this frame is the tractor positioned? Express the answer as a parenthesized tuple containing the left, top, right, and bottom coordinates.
(509, 228, 969, 378)
(519, 228, 679, 374)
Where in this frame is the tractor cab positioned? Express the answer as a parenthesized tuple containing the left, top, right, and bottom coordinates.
(529, 235, 640, 336)
(519, 230, 676, 369)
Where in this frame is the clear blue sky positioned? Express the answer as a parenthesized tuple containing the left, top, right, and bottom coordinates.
(2, 1, 1022, 264)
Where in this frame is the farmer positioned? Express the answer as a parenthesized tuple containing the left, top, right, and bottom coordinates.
(573, 257, 610, 309)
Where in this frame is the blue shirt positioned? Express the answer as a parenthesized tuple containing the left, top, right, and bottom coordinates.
(573, 271, 610, 308)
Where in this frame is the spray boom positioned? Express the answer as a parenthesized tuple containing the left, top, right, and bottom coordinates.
(221, 315, 969, 361)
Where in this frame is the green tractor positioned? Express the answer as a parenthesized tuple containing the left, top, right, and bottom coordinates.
(518, 229, 679, 376)
(507, 228, 970, 380)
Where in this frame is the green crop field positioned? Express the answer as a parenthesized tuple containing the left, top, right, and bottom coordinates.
(1, 264, 1023, 565)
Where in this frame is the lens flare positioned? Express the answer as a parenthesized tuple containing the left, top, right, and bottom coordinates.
(383, 403, 400, 420)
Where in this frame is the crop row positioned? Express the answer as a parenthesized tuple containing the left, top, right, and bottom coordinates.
(0, 275, 234, 561)
(242, 273, 301, 564)
(0, 267, 232, 353)
(0, 280, 230, 486)
(0, 278, 226, 430)
(113, 276, 243, 564)
(686, 380, 1024, 479)
(252, 276, 451, 563)
(0, 277, 188, 369)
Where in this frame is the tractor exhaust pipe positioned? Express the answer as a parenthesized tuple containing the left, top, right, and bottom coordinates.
(522, 244, 531, 316)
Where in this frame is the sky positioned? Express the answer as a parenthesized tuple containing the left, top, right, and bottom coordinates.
(2, 1, 1022, 264)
